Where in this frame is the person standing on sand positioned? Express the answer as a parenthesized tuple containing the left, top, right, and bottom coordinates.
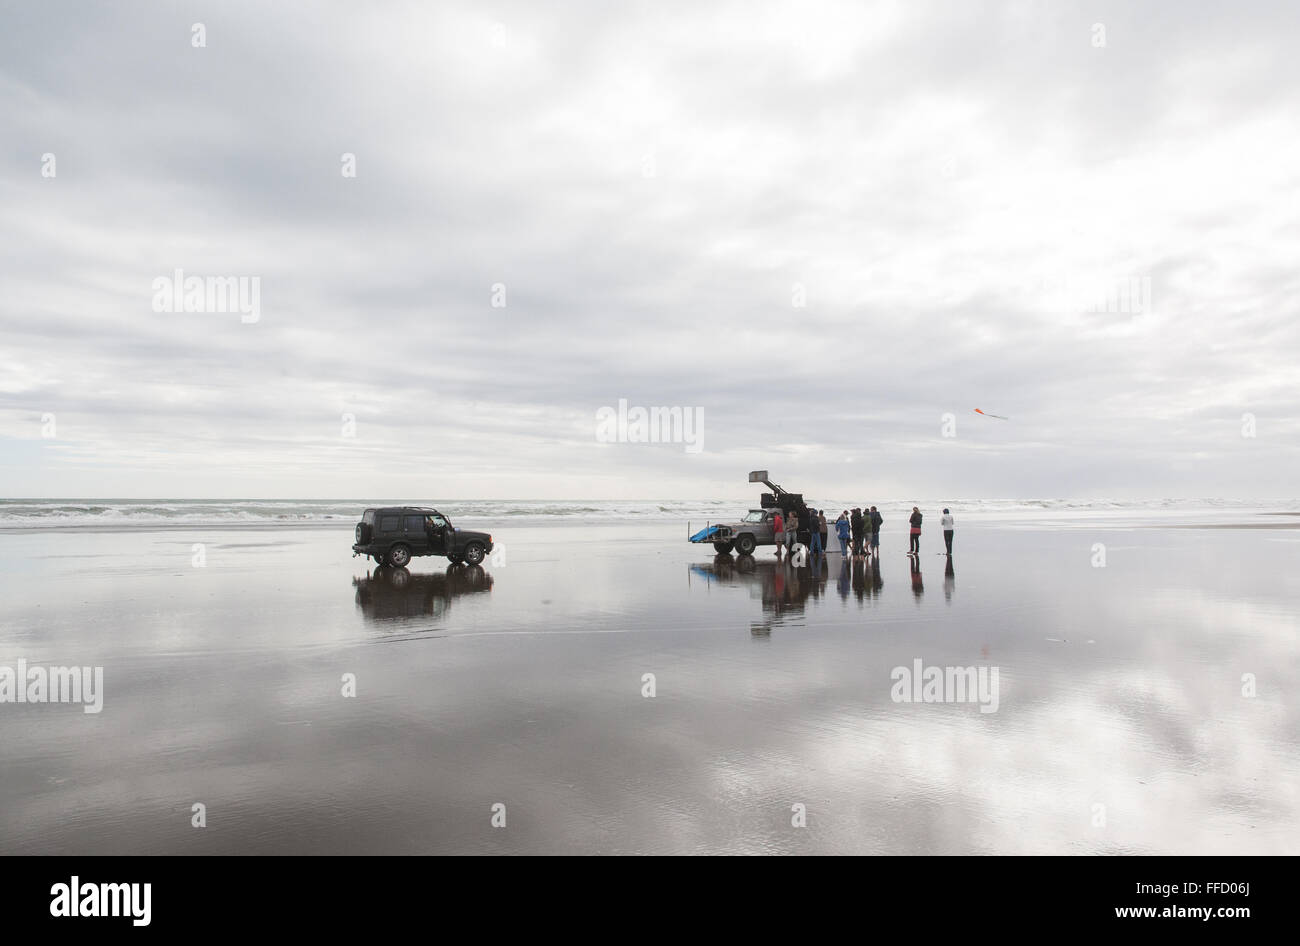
(869, 506, 882, 556)
(818, 510, 828, 553)
(786, 510, 799, 556)
(908, 506, 922, 555)
(809, 509, 823, 555)
(941, 508, 954, 554)
(773, 509, 785, 559)
(835, 511, 850, 556)
(850, 508, 864, 557)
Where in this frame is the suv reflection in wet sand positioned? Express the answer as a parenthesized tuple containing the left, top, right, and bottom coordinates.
(353, 564, 494, 623)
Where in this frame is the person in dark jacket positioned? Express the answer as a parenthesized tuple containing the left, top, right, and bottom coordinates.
(908, 507, 922, 555)
(869, 506, 883, 556)
(849, 508, 864, 557)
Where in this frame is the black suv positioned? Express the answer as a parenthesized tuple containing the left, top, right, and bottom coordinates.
(353, 507, 494, 567)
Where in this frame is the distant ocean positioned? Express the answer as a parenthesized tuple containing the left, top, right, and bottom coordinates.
(0, 498, 1295, 530)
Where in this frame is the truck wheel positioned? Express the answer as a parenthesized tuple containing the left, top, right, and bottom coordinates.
(463, 542, 486, 566)
(735, 534, 756, 556)
(713, 541, 735, 554)
(387, 544, 411, 567)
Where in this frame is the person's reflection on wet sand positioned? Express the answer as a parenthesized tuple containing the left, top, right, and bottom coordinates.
(852, 557, 866, 603)
(836, 557, 850, 599)
(871, 555, 883, 597)
(806, 552, 829, 604)
(944, 554, 955, 604)
(910, 555, 923, 601)
(779, 558, 800, 618)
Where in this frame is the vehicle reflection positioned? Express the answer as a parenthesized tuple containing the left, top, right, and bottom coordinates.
(689, 553, 830, 633)
(353, 564, 493, 623)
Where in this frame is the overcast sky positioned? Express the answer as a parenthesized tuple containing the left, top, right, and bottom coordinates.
(2, 0, 1297, 500)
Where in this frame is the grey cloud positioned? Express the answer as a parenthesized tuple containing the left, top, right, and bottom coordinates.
(1, 0, 1297, 498)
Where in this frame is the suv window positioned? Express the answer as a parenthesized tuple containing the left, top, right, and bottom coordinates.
(427, 514, 448, 529)
(363, 510, 375, 525)
(403, 515, 424, 531)
(742, 511, 766, 522)
(380, 515, 399, 532)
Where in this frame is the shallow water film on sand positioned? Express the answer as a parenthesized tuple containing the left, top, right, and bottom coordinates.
(2, 511, 1295, 855)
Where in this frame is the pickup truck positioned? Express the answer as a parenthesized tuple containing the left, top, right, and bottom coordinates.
(352, 506, 494, 567)
(687, 471, 818, 556)
(690, 508, 781, 555)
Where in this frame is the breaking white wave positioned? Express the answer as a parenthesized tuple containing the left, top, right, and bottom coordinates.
(0, 497, 1294, 530)
(0, 499, 734, 529)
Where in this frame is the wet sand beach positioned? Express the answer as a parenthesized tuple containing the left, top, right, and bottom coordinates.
(1, 516, 1297, 854)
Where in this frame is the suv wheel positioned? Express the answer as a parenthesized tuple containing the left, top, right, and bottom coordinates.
(735, 534, 756, 556)
(387, 544, 411, 567)
(463, 542, 485, 566)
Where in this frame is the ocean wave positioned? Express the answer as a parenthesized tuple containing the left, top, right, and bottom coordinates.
(0, 497, 1294, 530)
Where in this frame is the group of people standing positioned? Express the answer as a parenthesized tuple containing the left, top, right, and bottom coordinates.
(770, 505, 955, 559)
(771, 508, 830, 558)
(839, 506, 883, 558)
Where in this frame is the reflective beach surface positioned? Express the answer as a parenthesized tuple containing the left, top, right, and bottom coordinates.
(1, 517, 1297, 854)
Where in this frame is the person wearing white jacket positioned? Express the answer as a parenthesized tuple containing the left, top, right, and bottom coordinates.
(941, 508, 955, 555)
